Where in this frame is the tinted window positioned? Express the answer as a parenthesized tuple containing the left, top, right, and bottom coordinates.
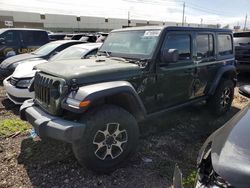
(164, 34, 191, 61)
(1, 30, 20, 46)
(218, 34, 233, 56)
(197, 34, 214, 58)
(21, 31, 48, 46)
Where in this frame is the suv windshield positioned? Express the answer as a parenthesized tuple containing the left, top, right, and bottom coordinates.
(50, 46, 88, 61)
(32, 42, 61, 55)
(99, 30, 161, 59)
(234, 32, 250, 46)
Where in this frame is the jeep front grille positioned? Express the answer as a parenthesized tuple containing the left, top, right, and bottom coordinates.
(34, 73, 66, 115)
(35, 74, 52, 105)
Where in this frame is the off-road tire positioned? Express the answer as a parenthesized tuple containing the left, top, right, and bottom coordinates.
(72, 105, 139, 173)
(207, 79, 234, 116)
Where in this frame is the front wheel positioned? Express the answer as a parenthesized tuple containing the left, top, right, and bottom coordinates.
(72, 105, 139, 173)
(207, 79, 234, 116)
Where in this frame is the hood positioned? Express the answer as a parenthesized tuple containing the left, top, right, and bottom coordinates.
(12, 59, 48, 78)
(36, 57, 142, 84)
(0, 53, 41, 69)
(209, 106, 250, 187)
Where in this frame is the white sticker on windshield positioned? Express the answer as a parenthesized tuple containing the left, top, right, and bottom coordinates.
(143, 30, 161, 37)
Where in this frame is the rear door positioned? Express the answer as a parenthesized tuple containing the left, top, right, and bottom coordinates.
(194, 33, 217, 97)
(156, 31, 196, 109)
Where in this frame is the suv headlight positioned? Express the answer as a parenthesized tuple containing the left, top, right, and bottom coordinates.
(16, 79, 32, 88)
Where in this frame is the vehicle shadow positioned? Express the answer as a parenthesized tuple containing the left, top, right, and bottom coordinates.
(237, 73, 250, 86)
(1, 98, 20, 115)
(16, 103, 242, 187)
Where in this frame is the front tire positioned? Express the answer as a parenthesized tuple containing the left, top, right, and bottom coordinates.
(207, 79, 234, 116)
(72, 105, 139, 173)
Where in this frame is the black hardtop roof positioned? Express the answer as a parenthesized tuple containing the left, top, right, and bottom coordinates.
(112, 26, 232, 33)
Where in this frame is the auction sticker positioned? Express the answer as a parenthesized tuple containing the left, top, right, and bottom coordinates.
(143, 30, 161, 37)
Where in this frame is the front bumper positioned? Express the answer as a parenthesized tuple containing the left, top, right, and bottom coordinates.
(0, 68, 12, 81)
(3, 77, 34, 104)
(20, 99, 86, 143)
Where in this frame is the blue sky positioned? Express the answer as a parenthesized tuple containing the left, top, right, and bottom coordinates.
(0, 0, 249, 28)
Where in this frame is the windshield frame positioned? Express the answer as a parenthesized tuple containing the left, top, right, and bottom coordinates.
(99, 29, 162, 60)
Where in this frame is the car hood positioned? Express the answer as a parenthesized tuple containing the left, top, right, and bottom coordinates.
(36, 57, 142, 84)
(0, 53, 41, 69)
(208, 106, 250, 187)
(12, 59, 48, 78)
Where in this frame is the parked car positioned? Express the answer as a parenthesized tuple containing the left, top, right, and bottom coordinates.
(3, 43, 102, 104)
(0, 40, 83, 80)
(174, 85, 250, 188)
(20, 26, 236, 173)
(0, 28, 49, 63)
(79, 34, 97, 43)
(48, 33, 67, 41)
(234, 32, 250, 72)
(64, 33, 86, 40)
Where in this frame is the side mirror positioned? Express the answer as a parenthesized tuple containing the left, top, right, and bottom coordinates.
(239, 85, 250, 98)
(161, 49, 179, 63)
(0, 38, 5, 45)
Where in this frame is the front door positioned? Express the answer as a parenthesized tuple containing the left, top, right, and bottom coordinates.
(156, 32, 196, 110)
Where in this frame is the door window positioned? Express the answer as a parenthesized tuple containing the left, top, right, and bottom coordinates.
(218, 34, 233, 56)
(197, 34, 214, 58)
(1, 31, 20, 46)
(163, 34, 191, 61)
(21, 31, 48, 46)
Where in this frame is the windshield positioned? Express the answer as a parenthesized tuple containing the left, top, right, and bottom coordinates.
(234, 33, 250, 46)
(50, 46, 88, 61)
(99, 30, 161, 59)
(32, 42, 61, 55)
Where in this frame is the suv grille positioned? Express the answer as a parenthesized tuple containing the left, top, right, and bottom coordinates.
(34, 73, 66, 115)
(35, 74, 52, 105)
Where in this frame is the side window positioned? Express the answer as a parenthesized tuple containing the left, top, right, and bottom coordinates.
(21, 31, 48, 46)
(2, 31, 20, 46)
(218, 34, 233, 56)
(85, 49, 98, 58)
(163, 34, 191, 61)
(196, 34, 214, 58)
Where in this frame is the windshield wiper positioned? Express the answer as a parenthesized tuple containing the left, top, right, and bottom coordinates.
(98, 51, 111, 57)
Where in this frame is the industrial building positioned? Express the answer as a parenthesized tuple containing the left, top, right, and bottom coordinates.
(0, 10, 217, 32)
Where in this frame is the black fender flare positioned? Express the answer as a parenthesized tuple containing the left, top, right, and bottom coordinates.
(208, 65, 237, 96)
(62, 81, 147, 121)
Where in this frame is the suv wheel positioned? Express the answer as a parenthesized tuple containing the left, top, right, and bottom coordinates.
(72, 105, 139, 173)
(207, 79, 234, 116)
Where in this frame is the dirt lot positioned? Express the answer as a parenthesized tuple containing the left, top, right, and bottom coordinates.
(0, 75, 249, 188)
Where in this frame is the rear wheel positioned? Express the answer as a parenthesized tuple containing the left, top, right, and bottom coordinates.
(207, 79, 234, 116)
(72, 105, 139, 173)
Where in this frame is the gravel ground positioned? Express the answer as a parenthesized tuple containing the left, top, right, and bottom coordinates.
(0, 75, 249, 188)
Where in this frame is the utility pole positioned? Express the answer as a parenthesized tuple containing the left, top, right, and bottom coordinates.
(128, 11, 130, 27)
(244, 14, 248, 31)
(182, 2, 185, 26)
(200, 18, 203, 27)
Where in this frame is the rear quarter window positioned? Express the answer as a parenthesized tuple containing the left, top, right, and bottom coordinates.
(21, 31, 48, 46)
(218, 34, 233, 56)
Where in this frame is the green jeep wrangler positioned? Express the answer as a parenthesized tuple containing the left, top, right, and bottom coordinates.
(20, 26, 236, 173)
